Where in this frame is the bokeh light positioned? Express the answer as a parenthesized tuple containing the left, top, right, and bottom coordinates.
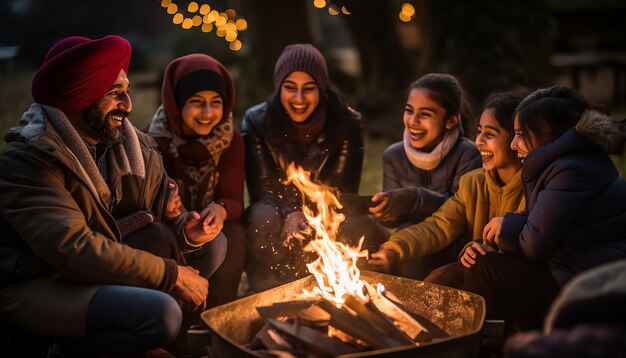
(199, 4, 210, 15)
(229, 39, 242, 51)
(172, 12, 184, 24)
(399, 2, 416, 22)
(182, 17, 193, 29)
(166, 3, 178, 14)
(235, 18, 248, 31)
(160, 1, 248, 51)
(313, 0, 326, 9)
(187, 1, 198, 13)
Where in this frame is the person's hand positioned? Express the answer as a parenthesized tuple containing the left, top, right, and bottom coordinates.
(171, 265, 208, 311)
(206, 201, 226, 233)
(184, 206, 221, 245)
(369, 188, 418, 222)
(165, 180, 182, 220)
(483, 216, 503, 248)
(460, 242, 494, 268)
(283, 211, 311, 242)
(369, 192, 390, 218)
(368, 249, 399, 273)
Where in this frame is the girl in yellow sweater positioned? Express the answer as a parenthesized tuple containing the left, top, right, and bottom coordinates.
(368, 89, 529, 279)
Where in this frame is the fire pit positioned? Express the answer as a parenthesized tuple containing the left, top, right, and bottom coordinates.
(201, 270, 485, 357)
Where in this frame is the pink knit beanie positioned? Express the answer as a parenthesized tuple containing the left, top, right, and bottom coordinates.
(273, 44, 329, 91)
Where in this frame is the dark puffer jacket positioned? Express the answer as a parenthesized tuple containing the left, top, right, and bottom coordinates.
(499, 110, 626, 286)
(242, 100, 364, 215)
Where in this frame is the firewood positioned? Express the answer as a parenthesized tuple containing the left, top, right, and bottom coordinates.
(267, 318, 361, 356)
(377, 286, 449, 341)
(317, 299, 405, 349)
(364, 283, 428, 340)
(344, 295, 415, 345)
(256, 299, 319, 320)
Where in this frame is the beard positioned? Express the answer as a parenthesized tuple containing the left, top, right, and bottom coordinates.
(81, 105, 127, 146)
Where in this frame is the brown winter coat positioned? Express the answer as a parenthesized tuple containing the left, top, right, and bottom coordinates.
(0, 104, 189, 336)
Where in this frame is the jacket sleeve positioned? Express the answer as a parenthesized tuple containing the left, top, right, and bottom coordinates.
(325, 113, 364, 194)
(214, 130, 245, 221)
(498, 166, 594, 259)
(0, 145, 168, 290)
(380, 183, 469, 261)
(381, 145, 401, 192)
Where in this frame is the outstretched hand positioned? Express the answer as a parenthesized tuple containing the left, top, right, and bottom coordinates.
(184, 206, 221, 245)
(367, 249, 399, 273)
(369, 192, 390, 219)
(369, 188, 418, 222)
(283, 211, 312, 243)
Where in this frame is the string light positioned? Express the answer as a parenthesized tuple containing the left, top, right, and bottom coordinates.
(308, 1, 416, 22)
(399, 3, 416, 22)
(158, 1, 247, 51)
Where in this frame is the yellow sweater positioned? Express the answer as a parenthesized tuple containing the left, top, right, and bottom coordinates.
(381, 168, 525, 261)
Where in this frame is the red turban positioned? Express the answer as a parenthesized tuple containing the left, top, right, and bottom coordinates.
(31, 35, 132, 115)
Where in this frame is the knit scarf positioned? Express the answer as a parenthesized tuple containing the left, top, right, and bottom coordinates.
(147, 105, 233, 210)
(403, 126, 460, 171)
(37, 104, 145, 208)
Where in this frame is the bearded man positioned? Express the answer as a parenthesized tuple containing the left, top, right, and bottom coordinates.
(0, 35, 225, 356)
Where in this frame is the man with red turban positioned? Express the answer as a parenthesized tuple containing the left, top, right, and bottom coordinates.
(0, 35, 225, 356)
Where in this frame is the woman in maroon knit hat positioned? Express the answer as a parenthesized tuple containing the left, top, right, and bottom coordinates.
(147, 54, 245, 308)
(241, 43, 387, 292)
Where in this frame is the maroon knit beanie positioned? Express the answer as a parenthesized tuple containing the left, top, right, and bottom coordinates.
(273, 43, 329, 91)
(31, 35, 132, 115)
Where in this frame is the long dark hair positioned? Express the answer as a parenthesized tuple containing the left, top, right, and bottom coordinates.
(515, 86, 589, 150)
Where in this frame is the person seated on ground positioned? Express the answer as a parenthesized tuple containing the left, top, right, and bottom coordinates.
(368, 89, 528, 280)
(504, 259, 626, 358)
(0, 35, 225, 357)
(463, 86, 626, 332)
(242, 43, 387, 292)
(368, 73, 481, 278)
(147, 53, 246, 307)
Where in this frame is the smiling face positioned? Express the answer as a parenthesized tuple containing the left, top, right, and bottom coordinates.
(280, 71, 320, 123)
(403, 88, 458, 152)
(180, 90, 223, 136)
(511, 115, 533, 162)
(476, 108, 519, 182)
(80, 69, 132, 145)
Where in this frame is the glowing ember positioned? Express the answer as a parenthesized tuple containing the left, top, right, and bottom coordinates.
(284, 163, 374, 306)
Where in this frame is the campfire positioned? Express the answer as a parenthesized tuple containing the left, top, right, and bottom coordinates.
(202, 164, 486, 357)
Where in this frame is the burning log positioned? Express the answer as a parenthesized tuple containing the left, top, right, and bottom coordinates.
(342, 295, 415, 345)
(266, 318, 362, 356)
(316, 298, 407, 349)
(230, 165, 461, 356)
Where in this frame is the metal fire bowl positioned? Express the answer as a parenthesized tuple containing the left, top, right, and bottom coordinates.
(201, 270, 485, 357)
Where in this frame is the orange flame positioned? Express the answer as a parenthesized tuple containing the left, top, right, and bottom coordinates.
(285, 163, 370, 305)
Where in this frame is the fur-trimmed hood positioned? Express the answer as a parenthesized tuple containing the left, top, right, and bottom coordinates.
(575, 110, 626, 155)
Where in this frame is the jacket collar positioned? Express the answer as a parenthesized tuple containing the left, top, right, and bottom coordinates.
(10, 103, 145, 206)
